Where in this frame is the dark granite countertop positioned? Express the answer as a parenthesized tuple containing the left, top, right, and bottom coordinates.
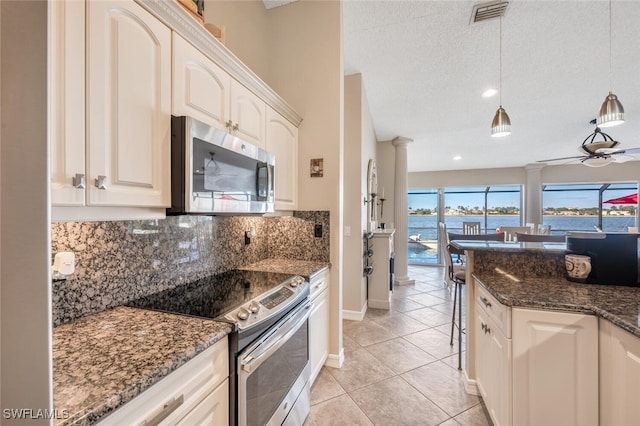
(474, 271, 640, 337)
(450, 240, 567, 253)
(240, 258, 330, 280)
(53, 306, 232, 426)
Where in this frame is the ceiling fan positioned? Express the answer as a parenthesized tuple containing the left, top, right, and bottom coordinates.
(537, 127, 640, 167)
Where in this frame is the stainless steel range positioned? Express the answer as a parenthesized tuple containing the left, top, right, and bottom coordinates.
(129, 269, 311, 426)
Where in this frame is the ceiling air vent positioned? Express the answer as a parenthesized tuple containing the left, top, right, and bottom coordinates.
(470, 1, 509, 24)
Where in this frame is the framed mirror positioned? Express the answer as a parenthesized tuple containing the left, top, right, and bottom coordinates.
(367, 159, 378, 231)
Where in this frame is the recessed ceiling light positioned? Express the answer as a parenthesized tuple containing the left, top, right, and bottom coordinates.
(453, 155, 462, 161)
(482, 88, 498, 98)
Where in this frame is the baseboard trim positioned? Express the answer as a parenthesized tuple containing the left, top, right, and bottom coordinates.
(325, 349, 344, 369)
(394, 277, 415, 286)
(342, 303, 367, 321)
(463, 370, 480, 395)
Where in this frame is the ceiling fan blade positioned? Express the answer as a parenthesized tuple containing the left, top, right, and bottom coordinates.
(537, 155, 587, 163)
(612, 154, 634, 163)
(615, 147, 640, 154)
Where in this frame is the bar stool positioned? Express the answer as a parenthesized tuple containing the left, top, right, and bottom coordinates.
(445, 242, 465, 370)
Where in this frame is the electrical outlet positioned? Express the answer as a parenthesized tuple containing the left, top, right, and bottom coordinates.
(314, 224, 323, 238)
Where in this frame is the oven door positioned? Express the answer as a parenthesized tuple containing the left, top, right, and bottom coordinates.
(238, 300, 311, 426)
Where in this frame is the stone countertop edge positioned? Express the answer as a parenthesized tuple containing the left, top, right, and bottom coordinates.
(53, 306, 233, 426)
(239, 258, 331, 280)
(450, 240, 567, 253)
(473, 272, 640, 338)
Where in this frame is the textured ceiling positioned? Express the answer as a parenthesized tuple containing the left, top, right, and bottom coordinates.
(343, 0, 640, 172)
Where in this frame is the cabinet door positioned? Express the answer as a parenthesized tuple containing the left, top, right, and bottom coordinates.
(50, 0, 85, 206)
(177, 378, 229, 425)
(230, 80, 266, 148)
(600, 319, 640, 425)
(512, 308, 598, 426)
(172, 33, 230, 129)
(476, 305, 512, 426)
(87, 0, 171, 207)
(309, 287, 329, 384)
(266, 106, 298, 210)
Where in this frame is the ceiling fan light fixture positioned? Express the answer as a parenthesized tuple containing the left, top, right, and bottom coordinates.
(491, 106, 511, 137)
(582, 156, 613, 167)
(596, 92, 625, 128)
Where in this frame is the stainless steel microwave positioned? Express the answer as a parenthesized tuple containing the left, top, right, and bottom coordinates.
(168, 116, 274, 214)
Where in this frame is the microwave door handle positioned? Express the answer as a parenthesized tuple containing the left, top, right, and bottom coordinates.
(240, 303, 311, 374)
(267, 163, 274, 201)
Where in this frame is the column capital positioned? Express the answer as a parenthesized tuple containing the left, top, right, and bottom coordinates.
(524, 163, 546, 172)
(392, 136, 413, 147)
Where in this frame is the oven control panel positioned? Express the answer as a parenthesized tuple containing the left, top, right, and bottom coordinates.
(224, 275, 308, 329)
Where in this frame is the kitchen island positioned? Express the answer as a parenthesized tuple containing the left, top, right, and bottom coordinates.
(451, 239, 640, 426)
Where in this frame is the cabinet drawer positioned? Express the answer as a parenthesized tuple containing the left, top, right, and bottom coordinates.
(476, 282, 511, 338)
(309, 271, 329, 301)
(99, 338, 228, 425)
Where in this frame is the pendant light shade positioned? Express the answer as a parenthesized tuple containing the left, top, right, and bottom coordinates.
(491, 106, 511, 137)
(597, 92, 624, 128)
(491, 15, 511, 137)
(597, 0, 624, 128)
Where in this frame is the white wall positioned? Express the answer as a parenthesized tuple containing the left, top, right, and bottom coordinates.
(264, 0, 344, 362)
(204, 1, 269, 80)
(342, 73, 377, 317)
(376, 140, 396, 229)
(1, 0, 52, 420)
(409, 167, 527, 188)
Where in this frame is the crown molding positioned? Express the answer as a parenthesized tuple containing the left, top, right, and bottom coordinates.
(135, 0, 303, 127)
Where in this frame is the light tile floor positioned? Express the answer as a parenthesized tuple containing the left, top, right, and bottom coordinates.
(305, 265, 492, 426)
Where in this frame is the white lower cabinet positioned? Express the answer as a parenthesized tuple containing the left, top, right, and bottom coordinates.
(512, 308, 598, 426)
(309, 269, 330, 384)
(599, 318, 640, 425)
(98, 338, 228, 425)
(475, 284, 511, 426)
(474, 282, 598, 426)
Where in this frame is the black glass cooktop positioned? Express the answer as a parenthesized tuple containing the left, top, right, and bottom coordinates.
(128, 269, 297, 320)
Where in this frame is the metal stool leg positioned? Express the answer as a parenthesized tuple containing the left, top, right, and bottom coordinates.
(450, 280, 457, 346)
(458, 280, 463, 370)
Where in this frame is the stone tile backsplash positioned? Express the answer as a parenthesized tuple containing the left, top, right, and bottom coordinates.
(51, 212, 329, 325)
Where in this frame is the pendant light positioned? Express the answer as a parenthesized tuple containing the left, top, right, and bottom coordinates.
(491, 15, 511, 137)
(597, 0, 624, 128)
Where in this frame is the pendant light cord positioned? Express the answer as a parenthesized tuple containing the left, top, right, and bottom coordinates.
(608, 0, 612, 92)
(499, 15, 503, 106)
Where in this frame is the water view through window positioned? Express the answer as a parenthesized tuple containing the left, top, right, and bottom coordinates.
(408, 183, 638, 265)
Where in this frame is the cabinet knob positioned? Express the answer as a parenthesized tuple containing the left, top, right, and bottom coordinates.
(72, 173, 86, 189)
(480, 297, 492, 308)
(95, 175, 108, 190)
(232, 122, 239, 132)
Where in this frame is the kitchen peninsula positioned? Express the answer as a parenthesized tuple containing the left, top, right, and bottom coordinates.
(451, 239, 640, 426)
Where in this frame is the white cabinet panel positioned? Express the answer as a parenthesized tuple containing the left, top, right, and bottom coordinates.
(50, 0, 85, 206)
(230, 80, 266, 148)
(599, 319, 640, 426)
(512, 308, 598, 426)
(172, 33, 230, 129)
(309, 270, 329, 384)
(177, 378, 229, 426)
(87, 0, 171, 207)
(266, 106, 298, 210)
(475, 301, 512, 426)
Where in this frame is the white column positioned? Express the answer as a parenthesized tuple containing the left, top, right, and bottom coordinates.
(392, 137, 415, 286)
(524, 163, 545, 226)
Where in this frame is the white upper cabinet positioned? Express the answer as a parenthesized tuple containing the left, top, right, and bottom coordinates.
(172, 33, 230, 129)
(86, 0, 171, 207)
(230, 80, 266, 149)
(266, 106, 298, 210)
(50, 0, 86, 206)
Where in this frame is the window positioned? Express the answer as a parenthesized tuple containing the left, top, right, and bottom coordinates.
(542, 183, 638, 232)
(408, 185, 522, 265)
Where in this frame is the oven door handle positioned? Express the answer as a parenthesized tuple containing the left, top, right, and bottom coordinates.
(241, 302, 312, 374)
